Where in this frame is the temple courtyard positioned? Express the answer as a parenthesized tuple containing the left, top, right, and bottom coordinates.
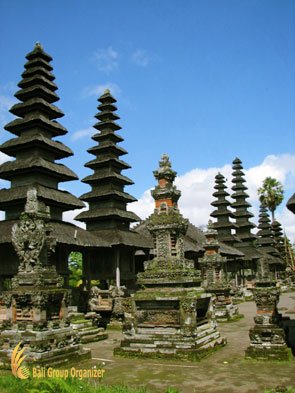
(75, 292, 295, 393)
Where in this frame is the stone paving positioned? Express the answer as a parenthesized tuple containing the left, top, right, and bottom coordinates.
(82, 292, 295, 393)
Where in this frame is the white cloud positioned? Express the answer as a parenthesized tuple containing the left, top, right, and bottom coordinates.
(129, 154, 295, 241)
(93, 47, 118, 73)
(0, 94, 15, 127)
(130, 188, 154, 221)
(63, 205, 87, 229)
(245, 154, 295, 203)
(132, 49, 150, 67)
(82, 82, 121, 98)
(0, 152, 13, 165)
(71, 127, 94, 141)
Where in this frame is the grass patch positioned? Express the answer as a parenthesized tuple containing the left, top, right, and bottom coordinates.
(264, 387, 295, 393)
(217, 314, 244, 323)
(0, 375, 179, 393)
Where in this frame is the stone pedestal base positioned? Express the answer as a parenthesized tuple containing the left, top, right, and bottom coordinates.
(0, 325, 91, 369)
(215, 303, 240, 322)
(209, 289, 241, 322)
(245, 325, 291, 361)
(115, 287, 226, 361)
(115, 321, 226, 360)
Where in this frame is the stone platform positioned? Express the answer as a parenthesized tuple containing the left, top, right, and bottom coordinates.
(69, 311, 108, 344)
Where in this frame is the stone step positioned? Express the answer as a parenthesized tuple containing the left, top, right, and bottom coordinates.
(71, 321, 93, 329)
(137, 326, 179, 335)
(80, 332, 108, 344)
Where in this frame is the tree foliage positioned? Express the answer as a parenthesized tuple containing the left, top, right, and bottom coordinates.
(257, 177, 284, 222)
(68, 252, 83, 287)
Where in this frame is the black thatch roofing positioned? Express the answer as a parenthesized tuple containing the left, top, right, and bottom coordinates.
(5, 116, 67, 137)
(0, 156, 78, 181)
(287, 193, 295, 214)
(92, 131, 123, 144)
(85, 157, 131, 170)
(90, 228, 151, 248)
(0, 135, 73, 159)
(0, 220, 110, 248)
(15, 84, 59, 103)
(233, 243, 261, 260)
(10, 98, 64, 119)
(80, 189, 137, 203)
(87, 143, 127, 157)
(18, 74, 58, 90)
(0, 184, 84, 210)
(22, 65, 54, 80)
(82, 170, 133, 185)
(75, 207, 140, 222)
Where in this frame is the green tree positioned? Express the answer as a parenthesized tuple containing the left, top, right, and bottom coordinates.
(257, 177, 284, 222)
(68, 252, 83, 287)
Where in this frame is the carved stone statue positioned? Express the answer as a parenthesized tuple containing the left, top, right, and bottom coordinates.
(12, 214, 45, 272)
(11, 189, 52, 273)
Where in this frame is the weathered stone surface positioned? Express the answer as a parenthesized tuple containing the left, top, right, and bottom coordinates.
(115, 155, 226, 360)
(0, 191, 91, 368)
(245, 259, 291, 360)
(199, 221, 240, 322)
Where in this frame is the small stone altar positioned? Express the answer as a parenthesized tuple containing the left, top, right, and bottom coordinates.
(199, 221, 240, 322)
(114, 155, 225, 360)
(245, 258, 291, 360)
(88, 285, 128, 328)
(0, 189, 90, 368)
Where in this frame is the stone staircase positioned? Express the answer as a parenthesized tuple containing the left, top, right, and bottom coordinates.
(69, 312, 108, 344)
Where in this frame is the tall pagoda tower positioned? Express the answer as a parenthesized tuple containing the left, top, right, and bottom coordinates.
(256, 205, 283, 272)
(271, 220, 285, 260)
(0, 43, 84, 220)
(230, 158, 260, 279)
(75, 90, 149, 286)
(0, 44, 107, 285)
(210, 173, 237, 245)
(256, 205, 277, 255)
(231, 158, 256, 243)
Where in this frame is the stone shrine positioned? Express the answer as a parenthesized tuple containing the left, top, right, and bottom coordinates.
(115, 155, 226, 360)
(0, 189, 90, 368)
(199, 221, 239, 321)
(245, 257, 290, 360)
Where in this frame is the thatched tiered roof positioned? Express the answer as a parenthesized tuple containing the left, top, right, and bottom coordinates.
(75, 90, 140, 231)
(287, 193, 295, 214)
(0, 43, 84, 221)
(210, 173, 238, 245)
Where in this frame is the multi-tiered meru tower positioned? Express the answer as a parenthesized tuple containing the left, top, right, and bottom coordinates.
(75, 90, 149, 287)
(0, 44, 108, 286)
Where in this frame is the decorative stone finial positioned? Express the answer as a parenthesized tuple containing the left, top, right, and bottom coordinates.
(104, 89, 110, 94)
(153, 154, 177, 181)
(207, 219, 213, 230)
(35, 42, 43, 50)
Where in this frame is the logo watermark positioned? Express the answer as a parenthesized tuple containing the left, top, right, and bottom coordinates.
(11, 342, 30, 379)
(11, 342, 106, 380)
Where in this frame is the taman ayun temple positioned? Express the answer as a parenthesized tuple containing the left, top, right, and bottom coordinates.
(0, 44, 292, 367)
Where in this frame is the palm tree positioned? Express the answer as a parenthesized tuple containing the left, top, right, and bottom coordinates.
(257, 177, 284, 222)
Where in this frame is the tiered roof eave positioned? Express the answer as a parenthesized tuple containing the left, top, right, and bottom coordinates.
(0, 43, 84, 217)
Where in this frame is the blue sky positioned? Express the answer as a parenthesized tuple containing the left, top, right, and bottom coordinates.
(0, 0, 294, 237)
